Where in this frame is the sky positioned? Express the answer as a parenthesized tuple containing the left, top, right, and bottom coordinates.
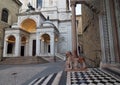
(19, 0, 82, 15)
(76, 4, 81, 15)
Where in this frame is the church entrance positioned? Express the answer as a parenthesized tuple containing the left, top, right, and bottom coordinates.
(21, 46, 25, 56)
(48, 44, 50, 53)
(32, 40, 36, 56)
(21, 36, 27, 56)
(7, 35, 16, 55)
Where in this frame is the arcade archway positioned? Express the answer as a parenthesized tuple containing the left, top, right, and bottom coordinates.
(21, 18, 36, 33)
(40, 34, 50, 54)
(6, 35, 16, 54)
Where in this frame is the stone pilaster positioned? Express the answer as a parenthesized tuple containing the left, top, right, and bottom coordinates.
(71, 1, 77, 57)
(50, 33, 55, 56)
(15, 35, 21, 56)
(36, 33, 40, 56)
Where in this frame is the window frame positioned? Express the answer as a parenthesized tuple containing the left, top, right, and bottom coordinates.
(37, 0, 42, 8)
(1, 8, 9, 23)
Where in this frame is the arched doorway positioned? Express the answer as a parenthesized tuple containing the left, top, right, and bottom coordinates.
(21, 18, 36, 33)
(21, 36, 27, 56)
(6, 35, 16, 54)
(40, 34, 50, 54)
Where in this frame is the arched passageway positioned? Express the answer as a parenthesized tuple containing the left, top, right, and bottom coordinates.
(40, 34, 50, 54)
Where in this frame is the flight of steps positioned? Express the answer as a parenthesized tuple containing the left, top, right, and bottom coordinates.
(0, 56, 48, 64)
(55, 53, 66, 61)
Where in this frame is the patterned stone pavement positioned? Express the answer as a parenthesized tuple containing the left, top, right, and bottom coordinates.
(29, 68, 120, 85)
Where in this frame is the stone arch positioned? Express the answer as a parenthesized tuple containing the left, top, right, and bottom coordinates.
(41, 33, 50, 43)
(21, 36, 27, 44)
(7, 35, 16, 43)
(20, 18, 37, 33)
(40, 33, 51, 54)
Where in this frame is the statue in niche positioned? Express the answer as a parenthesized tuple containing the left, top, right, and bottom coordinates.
(49, 0, 53, 5)
(47, 16, 50, 20)
(26, 2, 35, 12)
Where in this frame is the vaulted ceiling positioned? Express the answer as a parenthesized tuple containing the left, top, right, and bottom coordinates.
(21, 18, 36, 33)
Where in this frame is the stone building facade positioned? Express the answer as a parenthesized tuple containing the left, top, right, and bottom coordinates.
(0, 0, 22, 60)
(81, 0, 120, 67)
(70, 0, 120, 67)
(3, 0, 72, 59)
(82, 1, 101, 67)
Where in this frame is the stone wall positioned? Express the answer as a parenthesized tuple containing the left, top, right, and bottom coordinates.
(0, 0, 21, 60)
(82, 0, 120, 66)
(82, 1, 101, 67)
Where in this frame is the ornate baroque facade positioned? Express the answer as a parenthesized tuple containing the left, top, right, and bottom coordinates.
(3, 0, 72, 58)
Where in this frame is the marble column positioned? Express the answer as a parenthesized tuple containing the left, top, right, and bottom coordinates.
(15, 35, 21, 56)
(109, 0, 120, 63)
(25, 42, 29, 56)
(39, 40, 41, 54)
(99, 14, 106, 64)
(29, 39, 33, 56)
(71, 1, 77, 57)
(36, 33, 40, 56)
(41, 40, 44, 54)
(50, 34, 55, 56)
(3, 37, 8, 57)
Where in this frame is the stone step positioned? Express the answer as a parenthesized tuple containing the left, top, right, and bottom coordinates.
(0, 56, 48, 64)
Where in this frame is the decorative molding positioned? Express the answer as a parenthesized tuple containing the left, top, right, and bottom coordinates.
(12, 0, 22, 6)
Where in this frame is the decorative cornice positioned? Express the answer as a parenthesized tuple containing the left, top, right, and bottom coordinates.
(12, 0, 22, 6)
(70, 0, 77, 6)
(17, 11, 46, 20)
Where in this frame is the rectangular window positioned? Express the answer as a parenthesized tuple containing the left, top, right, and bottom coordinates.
(37, 0, 42, 8)
(1, 9, 8, 23)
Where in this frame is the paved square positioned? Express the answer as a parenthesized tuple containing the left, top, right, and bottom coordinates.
(70, 68, 120, 85)
(30, 68, 120, 85)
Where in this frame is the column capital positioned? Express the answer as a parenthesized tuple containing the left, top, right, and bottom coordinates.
(70, 0, 76, 7)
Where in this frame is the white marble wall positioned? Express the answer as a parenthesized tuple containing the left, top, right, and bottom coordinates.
(4, 0, 72, 57)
